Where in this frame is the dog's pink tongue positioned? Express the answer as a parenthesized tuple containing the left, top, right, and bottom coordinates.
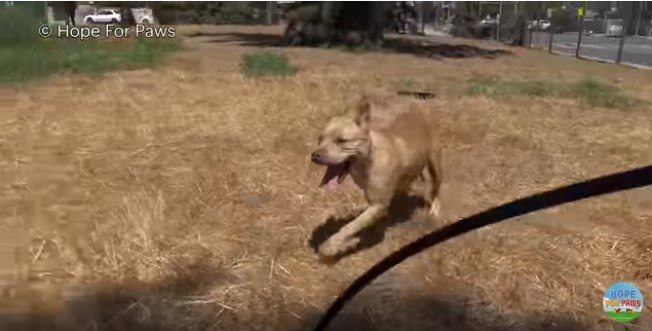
(320, 165, 341, 188)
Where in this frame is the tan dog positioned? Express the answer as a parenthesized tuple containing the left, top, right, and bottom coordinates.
(311, 95, 442, 257)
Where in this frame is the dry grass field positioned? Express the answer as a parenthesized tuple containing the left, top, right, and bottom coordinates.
(1, 25, 651, 331)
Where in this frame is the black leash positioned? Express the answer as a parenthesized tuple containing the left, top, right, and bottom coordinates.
(312, 164, 652, 331)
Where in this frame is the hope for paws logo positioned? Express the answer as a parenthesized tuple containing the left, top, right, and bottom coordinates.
(603, 282, 644, 323)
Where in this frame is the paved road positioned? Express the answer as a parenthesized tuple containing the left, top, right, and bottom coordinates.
(549, 33, 652, 68)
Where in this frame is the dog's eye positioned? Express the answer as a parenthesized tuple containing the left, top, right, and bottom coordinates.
(336, 138, 347, 144)
(318, 135, 323, 144)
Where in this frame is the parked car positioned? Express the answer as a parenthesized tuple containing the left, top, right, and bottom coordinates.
(138, 13, 153, 24)
(539, 20, 551, 30)
(476, 17, 497, 39)
(531, 20, 551, 31)
(480, 17, 498, 27)
(607, 23, 623, 36)
(84, 9, 121, 24)
(132, 8, 155, 25)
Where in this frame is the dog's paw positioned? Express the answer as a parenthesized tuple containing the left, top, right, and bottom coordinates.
(339, 236, 360, 252)
(318, 238, 342, 257)
(429, 198, 441, 219)
(318, 235, 360, 258)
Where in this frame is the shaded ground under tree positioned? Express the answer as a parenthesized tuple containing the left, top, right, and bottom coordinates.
(195, 29, 512, 61)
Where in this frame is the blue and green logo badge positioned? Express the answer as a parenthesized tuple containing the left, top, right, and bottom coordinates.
(603, 282, 644, 323)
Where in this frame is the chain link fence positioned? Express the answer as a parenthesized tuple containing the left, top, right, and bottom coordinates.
(427, 2, 651, 69)
(505, 1, 652, 69)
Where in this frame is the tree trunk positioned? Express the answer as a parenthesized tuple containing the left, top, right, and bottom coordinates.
(634, 1, 642, 36)
(120, 3, 136, 27)
(624, 1, 635, 35)
(60, 1, 77, 26)
(281, 1, 390, 47)
(415, 1, 424, 35)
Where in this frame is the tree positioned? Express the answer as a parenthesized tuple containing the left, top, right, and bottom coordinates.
(281, 1, 393, 47)
(63, 1, 76, 25)
(48, 1, 77, 25)
(120, 2, 136, 26)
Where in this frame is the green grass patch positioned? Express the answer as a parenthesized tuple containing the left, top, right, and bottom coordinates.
(464, 76, 636, 109)
(0, 7, 181, 85)
(0, 6, 42, 45)
(240, 50, 296, 78)
(0, 38, 181, 85)
(605, 311, 639, 322)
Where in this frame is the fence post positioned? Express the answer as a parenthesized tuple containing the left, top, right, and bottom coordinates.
(635, 1, 642, 36)
(616, 31, 626, 64)
(616, 5, 631, 64)
(548, 27, 554, 53)
(266, 1, 273, 25)
(575, 1, 585, 58)
(416, 1, 424, 34)
(496, 1, 502, 42)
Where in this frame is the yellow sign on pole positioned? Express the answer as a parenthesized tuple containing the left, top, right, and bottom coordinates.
(578, 1, 586, 17)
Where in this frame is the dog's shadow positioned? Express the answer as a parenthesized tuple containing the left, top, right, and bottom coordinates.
(309, 193, 430, 264)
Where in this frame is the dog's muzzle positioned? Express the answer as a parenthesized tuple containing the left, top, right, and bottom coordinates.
(311, 152, 324, 165)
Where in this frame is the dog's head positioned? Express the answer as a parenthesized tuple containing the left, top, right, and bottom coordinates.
(311, 96, 372, 187)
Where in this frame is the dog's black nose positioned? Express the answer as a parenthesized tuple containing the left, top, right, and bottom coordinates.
(311, 152, 321, 163)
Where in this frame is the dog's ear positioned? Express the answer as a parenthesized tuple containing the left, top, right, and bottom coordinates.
(353, 96, 371, 130)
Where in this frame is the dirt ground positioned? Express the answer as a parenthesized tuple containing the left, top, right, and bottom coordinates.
(1, 25, 651, 331)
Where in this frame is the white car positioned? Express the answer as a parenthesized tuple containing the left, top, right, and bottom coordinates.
(608, 24, 623, 36)
(539, 20, 551, 30)
(84, 9, 121, 24)
(531, 20, 551, 31)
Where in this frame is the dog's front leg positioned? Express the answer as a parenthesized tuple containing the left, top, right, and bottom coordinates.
(319, 204, 386, 257)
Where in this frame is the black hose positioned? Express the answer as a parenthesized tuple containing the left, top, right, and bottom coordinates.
(312, 164, 652, 331)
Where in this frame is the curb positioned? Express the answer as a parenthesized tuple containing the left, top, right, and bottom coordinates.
(530, 46, 652, 71)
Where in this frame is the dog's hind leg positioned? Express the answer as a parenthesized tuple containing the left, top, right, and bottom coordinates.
(426, 149, 443, 219)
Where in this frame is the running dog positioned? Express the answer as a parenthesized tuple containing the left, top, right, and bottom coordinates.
(311, 94, 442, 257)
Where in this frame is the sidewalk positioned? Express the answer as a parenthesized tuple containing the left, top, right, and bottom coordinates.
(630, 35, 652, 41)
